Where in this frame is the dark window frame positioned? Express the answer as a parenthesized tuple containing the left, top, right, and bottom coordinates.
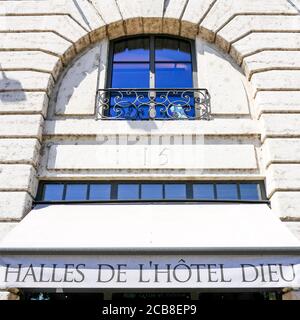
(106, 35, 199, 90)
(36, 181, 267, 204)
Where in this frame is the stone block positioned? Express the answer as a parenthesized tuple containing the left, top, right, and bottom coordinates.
(69, 0, 106, 33)
(0, 192, 33, 220)
(200, 0, 298, 43)
(230, 32, 300, 65)
(261, 114, 300, 140)
(163, 0, 187, 35)
(0, 139, 40, 166)
(0, 165, 38, 196)
(0, 0, 103, 33)
(251, 70, 300, 92)
(243, 51, 300, 80)
(117, 0, 164, 34)
(0, 15, 88, 45)
(262, 138, 300, 168)
(0, 115, 43, 140)
(0, 92, 49, 117)
(266, 164, 300, 197)
(216, 15, 300, 52)
(181, 0, 217, 38)
(90, 26, 107, 44)
(0, 32, 75, 65)
(44, 119, 260, 137)
(0, 51, 62, 81)
(271, 192, 300, 218)
(47, 144, 257, 170)
(91, 0, 125, 39)
(0, 71, 54, 94)
(255, 91, 300, 118)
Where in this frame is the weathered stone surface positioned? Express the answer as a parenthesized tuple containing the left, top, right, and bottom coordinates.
(97, 39, 109, 91)
(230, 33, 300, 65)
(0, 15, 88, 44)
(255, 91, 300, 118)
(0, 0, 103, 33)
(117, 0, 164, 34)
(0, 32, 75, 64)
(271, 192, 300, 218)
(44, 119, 259, 137)
(68, 0, 106, 32)
(196, 39, 250, 115)
(261, 114, 300, 140)
(0, 71, 54, 94)
(216, 15, 300, 52)
(200, 0, 298, 42)
(142, 0, 164, 34)
(243, 51, 300, 80)
(262, 138, 300, 168)
(0, 51, 62, 80)
(116, 1, 143, 35)
(251, 70, 300, 92)
(0, 115, 43, 139)
(0, 165, 38, 196)
(54, 44, 102, 116)
(266, 164, 300, 197)
(0, 222, 17, 241)
(0, 92, 49, 116)
(91, 0, 125, 39)
(181, 0, 216, 38)
(47, 144, 257, 170)
(0, 139, 40, 166)
(0, 192, 33, 220)
(163, 0, 187, 35)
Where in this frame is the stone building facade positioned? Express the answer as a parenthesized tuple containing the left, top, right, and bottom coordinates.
(0, 0, 300, 300)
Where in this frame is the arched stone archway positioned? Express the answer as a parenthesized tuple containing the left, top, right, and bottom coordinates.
(1, 2, 300, 302)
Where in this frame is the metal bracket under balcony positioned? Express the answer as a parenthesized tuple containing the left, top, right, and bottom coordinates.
(96, 88, 211, 120)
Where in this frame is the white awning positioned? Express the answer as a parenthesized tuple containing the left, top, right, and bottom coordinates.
(1, 203, 300, 250)
(0, 203, 300, 289)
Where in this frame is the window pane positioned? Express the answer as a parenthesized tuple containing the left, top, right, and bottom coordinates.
(240, 184, 260, 200)
(216, 184, 238, 200)
(118, 184, 139, 200)
(43, 184, 64, 201)
(193, 184, 215, 200)
(65, 184, 88, 200)
(164, 184, 186, 199)
(155, 63, 192, 88)
(111, 63, 150, 88)
(89, 184, 111, 200)
(155, 38, 191, 62)
(141, 184, 163, 200)
(114, 38, 150, 62)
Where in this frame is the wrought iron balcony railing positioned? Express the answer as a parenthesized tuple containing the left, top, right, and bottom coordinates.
(96, 88, 211, 120)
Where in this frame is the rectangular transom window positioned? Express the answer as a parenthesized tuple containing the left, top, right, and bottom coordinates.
(38, 182, 265, 202)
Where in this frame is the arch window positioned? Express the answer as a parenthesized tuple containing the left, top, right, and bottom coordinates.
(97, 36, 210, 120)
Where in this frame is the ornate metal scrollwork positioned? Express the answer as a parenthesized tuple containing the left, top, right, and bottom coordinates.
(96, 88, 211, 120)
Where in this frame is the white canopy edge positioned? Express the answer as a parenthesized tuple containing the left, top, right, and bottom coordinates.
(0, 203, 299, 251)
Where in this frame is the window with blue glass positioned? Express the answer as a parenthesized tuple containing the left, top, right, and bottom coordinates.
(39, 181, 265, 202)
(106, 36, 195, 120)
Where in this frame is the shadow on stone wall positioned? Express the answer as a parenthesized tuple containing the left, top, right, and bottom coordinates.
(0, 67, 26, 103)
